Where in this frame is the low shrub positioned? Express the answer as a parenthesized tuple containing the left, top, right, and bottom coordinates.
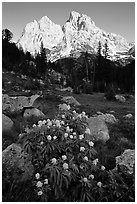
(3, 110, 134, 202)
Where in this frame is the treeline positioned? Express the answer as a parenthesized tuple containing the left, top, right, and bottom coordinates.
(2, 28, 135, 93)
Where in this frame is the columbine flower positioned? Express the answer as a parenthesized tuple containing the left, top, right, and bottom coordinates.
(93, 158, 99, 166)
(62, 155, 67, 160)
(67, 105, 71, 110)
(80, 147, 85, 152)
(40, 141, 44, 145)
(83, 156, 88, 161)
(53, 136, 57, 140)
(33, 124, 36, 128)
(64, 133, 68, 138)
(69, 135, 73, 139)
(36, 181, 43, 188)
(82, 111, 86, 116)
(89, 174, 94, 179)
(44, 178, 48, 185)
(73, 110, 76, 114)
(51, 158, 57, 164)
(47, 121, 52, 126)
(73, 132, 77, 136)
(66, 126, 70, 133)
(38, 120, 43, 125)
(47, 119, 50, 122)
(35, 173, 40, 180)
(61, 121, 65, 125)
(38, 191, 43, 196)
(79, 134, 84, 140)
(89, 141, 94, 147)
(85, 128, 91, 134)
(62, 115, 65, 119)
(97, 181, 102, 188)
(63, 163, 69, 170)
(70, 128, 73, 132)
(43, 120, 46, 124)
(101, 165, 106, 171)
(47, 135, 52, 141)
(83, 177, 88, 182)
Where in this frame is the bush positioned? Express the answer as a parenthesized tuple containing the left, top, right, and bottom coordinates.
(3, 110, 133, 202)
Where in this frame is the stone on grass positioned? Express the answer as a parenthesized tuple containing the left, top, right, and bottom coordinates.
(62, 96, 80, 106)
(2, 143, 34, 182)
(2, 114, 13, 133)
(98, 113, 118, 124)
(124, 114, 133, 119)
(115, 149, 135, 174)
(59, 103, 70, 111)
(86, 117, 109, 142)
(23, 107, 45, 118)
(115, 95, 126, 103)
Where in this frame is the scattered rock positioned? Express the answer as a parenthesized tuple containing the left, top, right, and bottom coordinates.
(62, 96, 81, 106)
(115, 149, 135, 174)
(23, 107, 45, 118)
(97, 113, 118, 124)
(124, 113, 133, 119)
(59, 103, 70, 111)
(30, 94, 41, 105)
(115, 95, 126, 103)
(2, 143, 34, 182)
(2, 114, 13, 133)
(86, 117, 110, 142)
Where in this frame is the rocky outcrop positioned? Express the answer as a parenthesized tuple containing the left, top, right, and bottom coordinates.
(115, 149, 135, 174)
(23, 107, 45, 118)
(86, 116, 110, 142)
(2, 114, 14, 133)
(17, 11, 132, 62)
(2, 143, 34, 182)
(62, 96, 81, 106)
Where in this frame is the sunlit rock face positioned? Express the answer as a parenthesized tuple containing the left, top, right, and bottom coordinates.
(17, 11, 132, 62)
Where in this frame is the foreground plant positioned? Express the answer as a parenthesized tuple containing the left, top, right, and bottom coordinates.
(7, 109, 135, 201)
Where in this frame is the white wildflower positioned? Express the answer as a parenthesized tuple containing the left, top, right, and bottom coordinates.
(35, 173, 40, 180)
(79, 134, 84, 140)
(62, 115, 65, 119)
(101, 166, 106, 171)
(89, 141, 94, 147)
(69, 135, 73, 139)
(47, 135, 52, 141)
(83, 156, 88, 161)
(40, 141, 44, 145)
(51, 158, 57, 164)
(44, 178, 48, 185)
(53, 136, 57, 140)
(80, 147, 85, 152)
(33, 124, 36, 128)
(64, 133, 68, 138)
(36, 181, 43, 188)
(73, 132, 77, 136)
(89, 174, 94, 179)
(47, 121, 52, 126)
(93, 158, 99, 166)
(66, 126, 70, 133)
(37, 190, 43, 196)
(97, 181, 102, 188)
(83, 177, 88, 182)
(62, 155, 67, 160)
(63, 163, 69, 170)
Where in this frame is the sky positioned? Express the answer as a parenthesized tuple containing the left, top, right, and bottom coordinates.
(2, 2, 135, 43)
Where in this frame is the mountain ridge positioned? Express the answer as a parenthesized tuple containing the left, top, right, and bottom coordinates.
(17, 11, 133, 62)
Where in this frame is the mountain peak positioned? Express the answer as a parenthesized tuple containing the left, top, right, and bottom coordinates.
(17, 11, 131, 62)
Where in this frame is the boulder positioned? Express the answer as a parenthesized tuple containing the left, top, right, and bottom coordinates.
(97, 113, 118, 124)
(115, 149, 135, 174)
(29, 94, 41, 105)
(86, 117, 110, 142)
(115, 95, 126, 103)
(2, 143, 34, 182)
(2, 114, 13, 132)
(62, 96, 81, 106)
(59, 103, 70, 111)
(23, 107, 45, 118)
(124, 113, 133, 119)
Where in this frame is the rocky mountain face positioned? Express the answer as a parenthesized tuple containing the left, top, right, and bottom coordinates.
(17, 11, 133, 62)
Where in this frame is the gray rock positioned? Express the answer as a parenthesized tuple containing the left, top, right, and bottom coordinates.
(98, 113, 118, 124)
(86, 116, 110, 142)
(2, 143, 34, 182)
(115, 149, 135, 174)
(115, 95, 126, 103)
(62, 96, 81, 106)
(23, 107, 45, 118)
(2, 114, 13, 132)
